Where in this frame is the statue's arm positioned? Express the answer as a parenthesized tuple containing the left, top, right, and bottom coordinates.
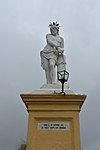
(60, 37, 64, 48)
(58, 37, 64, 54)
(46, 34, 60, 48)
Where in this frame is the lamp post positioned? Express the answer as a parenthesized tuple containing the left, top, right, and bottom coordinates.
(57, 70, 69, 94)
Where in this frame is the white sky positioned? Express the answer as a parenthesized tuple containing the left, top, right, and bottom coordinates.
(0, 0, 100, 149)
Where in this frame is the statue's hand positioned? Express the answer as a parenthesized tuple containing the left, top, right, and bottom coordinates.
(58, 47, 64, 55)
(54, 48, 58, 55)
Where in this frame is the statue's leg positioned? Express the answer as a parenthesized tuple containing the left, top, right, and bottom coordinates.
(42, 58, 52, 84)
(45, 70, 52, 84)
(49, 59, 56, 84)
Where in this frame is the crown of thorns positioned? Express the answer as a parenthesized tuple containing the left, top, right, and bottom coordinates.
(49, 22, 61, 30)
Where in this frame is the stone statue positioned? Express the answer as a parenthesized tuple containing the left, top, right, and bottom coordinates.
(40, 22, 66, 84)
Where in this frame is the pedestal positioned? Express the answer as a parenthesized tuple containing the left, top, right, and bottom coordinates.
(20, 93, 86, 150)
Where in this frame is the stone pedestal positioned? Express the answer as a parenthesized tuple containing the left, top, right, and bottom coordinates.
(20, 93, 86, 150)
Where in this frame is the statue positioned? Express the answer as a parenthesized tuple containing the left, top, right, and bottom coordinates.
(40, 22, 66, 84)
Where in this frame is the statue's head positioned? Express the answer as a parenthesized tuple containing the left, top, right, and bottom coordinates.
(49, 22, 60, 36)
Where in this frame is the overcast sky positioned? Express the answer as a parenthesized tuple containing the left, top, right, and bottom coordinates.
(0, 0, 100, 149)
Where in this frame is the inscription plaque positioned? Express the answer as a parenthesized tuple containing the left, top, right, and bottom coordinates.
(38, 121, 70, 130)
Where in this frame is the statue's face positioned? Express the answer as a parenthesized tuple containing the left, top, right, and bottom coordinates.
(50, 27, 58, 36)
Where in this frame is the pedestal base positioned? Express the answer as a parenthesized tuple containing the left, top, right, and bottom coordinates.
(20, 93, 86, 150)
(32, 83, 73, 94)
